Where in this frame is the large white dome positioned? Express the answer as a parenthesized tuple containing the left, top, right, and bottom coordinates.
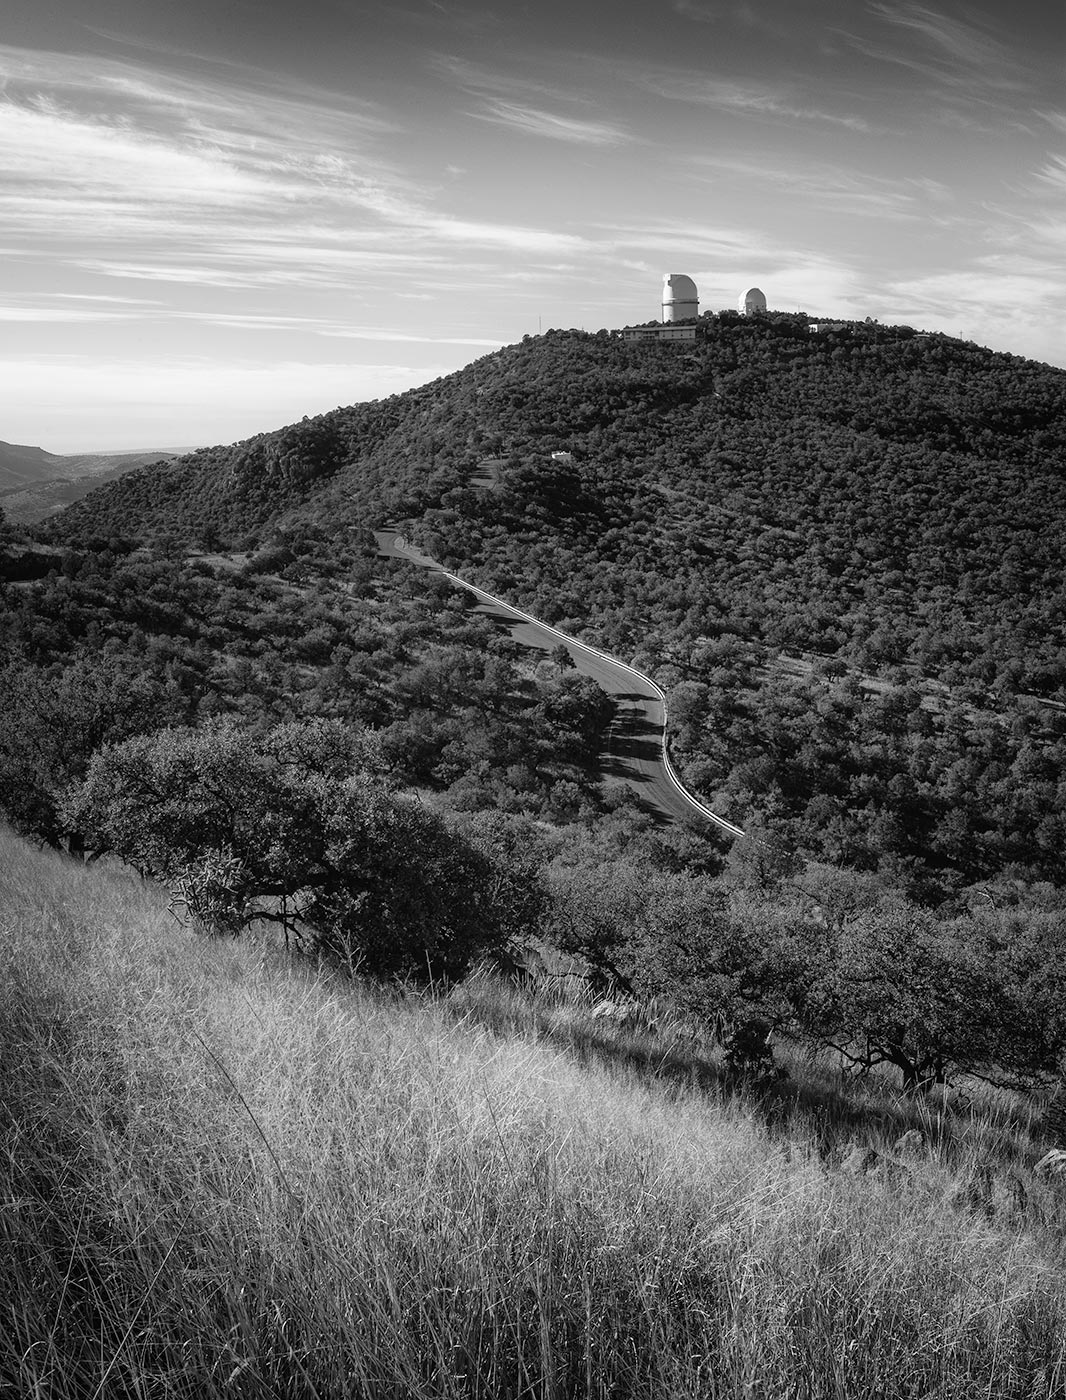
(662, 273, 699, 322)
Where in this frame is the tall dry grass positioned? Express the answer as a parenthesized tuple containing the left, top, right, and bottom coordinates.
(3, 827, 1066, 1398)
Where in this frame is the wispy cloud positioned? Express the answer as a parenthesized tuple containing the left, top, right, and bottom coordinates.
(0, 305, 137, 322)
(424, 217, 590, 255)
(0, 301, 501, 345)
(0, 45, 409, 253)
(879, 255, 1066, 365)
(884, 268, 1066, 326)
(170, 309, 503, 345)
(0, 42, 592, 305)
(435, 54, 633, 145)
(73, 253, 441, 290)
(935, 107, 1037, 138)
(0, 42, 397, 133)
(318, 327, 504, 346)
(1034, 154, 1066, 193)
(671, 0, 790, 38)
(841, 3, 1029, 96)
(1019, 217, 1066, 253)
(48, 292, 164, 305)
(683, 153, 941, 217)
(468, 98, 632, 145)
(868, 3, 1021, 78)
(614, 63, 875, 131)
(592, 219, 769, 265)
(1, 96, 281, 206)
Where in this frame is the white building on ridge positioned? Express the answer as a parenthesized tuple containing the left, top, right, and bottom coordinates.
(662, 274, 699, 322)
(739, 287, 767, 315)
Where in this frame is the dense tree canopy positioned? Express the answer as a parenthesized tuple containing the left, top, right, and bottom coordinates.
(64, 719, 541, 980)
(0, 527, 614, 846)
(543, 846, 1066, 1093)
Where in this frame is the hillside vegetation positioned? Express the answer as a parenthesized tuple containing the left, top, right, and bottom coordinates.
(35, 317, 1066, 891)
(54, 318, 1066, 700)
(5, 829, 1066, 1400)
(0, 522, 616, 849)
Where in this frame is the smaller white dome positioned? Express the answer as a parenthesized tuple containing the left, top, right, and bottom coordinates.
(740, 287, 767, 315)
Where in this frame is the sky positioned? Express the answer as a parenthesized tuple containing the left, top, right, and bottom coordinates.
(1, 0, 1063, 451)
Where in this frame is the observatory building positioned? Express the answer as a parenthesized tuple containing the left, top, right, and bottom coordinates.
(740, 287, 767, 316)
(662, 274, 699, 322)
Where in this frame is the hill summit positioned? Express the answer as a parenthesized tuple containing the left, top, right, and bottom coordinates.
(0, 439, 69, 491)
(53, 315, 1066, 692)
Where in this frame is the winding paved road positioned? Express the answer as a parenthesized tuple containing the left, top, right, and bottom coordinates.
(375, 528, 744, 838)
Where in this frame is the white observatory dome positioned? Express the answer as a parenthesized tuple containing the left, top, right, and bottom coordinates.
(662, 273, 699, 322)
(740, 287, 767, 315)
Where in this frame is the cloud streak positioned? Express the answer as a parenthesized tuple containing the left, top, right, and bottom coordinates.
(682, 153, 942, 217)
(0, 305, 137, 322)
(612, 62, 876, 131)
(839, 3, 1034, 100)
(436, 55, 634, 145)
(467, 99, 632, 145)
(0, 41, 592, 299)
(671, 0, 789, 35)
(868, 3, 1022, 80)
(1034, 154, 1066, 194)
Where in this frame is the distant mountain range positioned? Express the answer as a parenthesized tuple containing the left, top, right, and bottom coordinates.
(0, 440, 179, 523)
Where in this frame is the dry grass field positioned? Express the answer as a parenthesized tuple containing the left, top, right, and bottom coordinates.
(3, 827, 1066, 1399)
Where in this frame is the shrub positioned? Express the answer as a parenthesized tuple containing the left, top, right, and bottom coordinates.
(63, 719, 520, 981)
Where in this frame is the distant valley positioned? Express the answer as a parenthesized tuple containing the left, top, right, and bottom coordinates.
(0, 439, 180, 523)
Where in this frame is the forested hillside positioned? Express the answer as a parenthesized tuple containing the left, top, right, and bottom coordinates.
(0, 526, 616, 851)
(44, 316, 1066, 893)
(55, 318, 1066, 699)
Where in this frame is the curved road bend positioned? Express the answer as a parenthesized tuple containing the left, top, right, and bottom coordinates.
(375, 529, 743, 838)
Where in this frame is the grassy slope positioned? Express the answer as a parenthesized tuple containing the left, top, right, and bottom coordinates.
(4, 828, 1066, 1399)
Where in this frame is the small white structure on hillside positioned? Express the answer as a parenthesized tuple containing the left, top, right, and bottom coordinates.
(739, 287, 767, 315)
(662, 273, 699, 322)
